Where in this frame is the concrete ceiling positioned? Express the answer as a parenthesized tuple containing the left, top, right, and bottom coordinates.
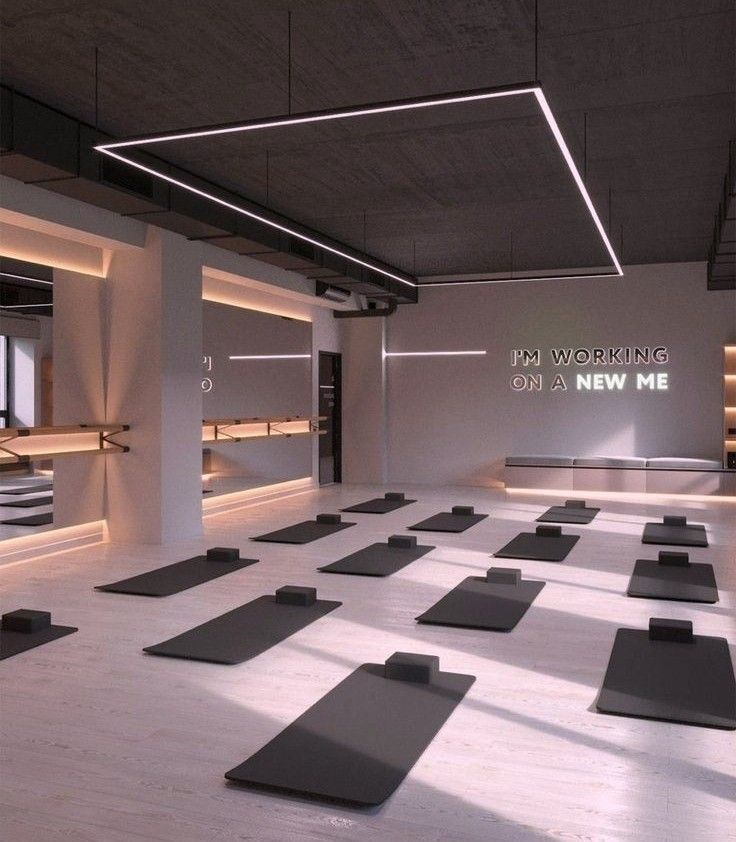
(1, 0, 734, 277)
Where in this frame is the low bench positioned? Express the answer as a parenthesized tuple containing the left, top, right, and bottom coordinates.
(505, 456, 734, 496)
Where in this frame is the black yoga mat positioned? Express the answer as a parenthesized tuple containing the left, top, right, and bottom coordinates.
(409, 509, 488, 533)
(319, 539, 434, 577)
(252, 516, 356, 545)
(536, 500, 599, 524)
(144, 592, 342, 664)
(0, 611, 77, 661)
(642, 519, 708, 547)
(96, 554, 259, 597)
(597, 621, 735, 729)
(0, 495, 53, 508)
(0, 512, 53, 526)
(342, 494, 416, 514)
(627, 555, 718, 603)
(0, 483, 53, 496)
(225, 654, 475, 805)
(416, 570, 545, 631)
(494, 527, 579, 562)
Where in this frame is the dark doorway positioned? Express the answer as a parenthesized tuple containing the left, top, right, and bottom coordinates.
(318, 351, 342, 484)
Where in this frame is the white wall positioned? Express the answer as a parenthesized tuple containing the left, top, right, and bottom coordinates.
(342, 262, 736, 486)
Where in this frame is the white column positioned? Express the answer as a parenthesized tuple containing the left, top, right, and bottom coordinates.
(105, 227, 203, 543)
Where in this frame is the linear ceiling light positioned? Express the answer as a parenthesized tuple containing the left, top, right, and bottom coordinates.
(0, 272, 54, 285)
(95, 84, 622, 289)
(384, 350, 487, 357)
(0, 303, 53, 309)
(228, 354, 311, 360)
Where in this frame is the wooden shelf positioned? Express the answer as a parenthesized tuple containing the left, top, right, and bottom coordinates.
(202, 416, 326, 444)
(0, 424, 129, 465)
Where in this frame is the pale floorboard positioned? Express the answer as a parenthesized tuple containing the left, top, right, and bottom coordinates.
(1, 484, 734, 841)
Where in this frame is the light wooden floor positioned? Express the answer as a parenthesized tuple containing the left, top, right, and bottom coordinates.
(1, 484, 734, 841)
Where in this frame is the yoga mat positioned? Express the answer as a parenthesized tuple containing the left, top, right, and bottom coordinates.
(0, 610, 77, 661)
(627, 555, 718, 603)
(252, 516, 356, 545)
(0, 483, 53, 496)
(96, 553, 259, 597)
(0, 512, 53, 526)
(597, 621, 735, 729)
(225, 653, 475, 805)
(416, 570, 545, 631)
(319, 538, 434, 577)
(494, 527, 579, 562)
(144, 591, 341, 664)
(409, 509, 488, 533)
(642, 519, 708, 547)
(536, 500, 599, 524)
(0, 495, 53, 508)
(342, 494, 416, 514)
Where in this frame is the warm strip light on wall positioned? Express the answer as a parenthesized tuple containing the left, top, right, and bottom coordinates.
(0, 303, 53, 309)
(95, 83, 622, 290)
(384, 350, 487, 357)
(228, 354, 311, 360)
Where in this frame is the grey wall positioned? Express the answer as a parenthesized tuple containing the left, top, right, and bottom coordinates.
(202, 300, 312, 483)
(343, 262, 736, 486)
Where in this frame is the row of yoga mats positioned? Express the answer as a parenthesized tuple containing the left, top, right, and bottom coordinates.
(0, 483, 53, 526)
(2, 497, 730, 809)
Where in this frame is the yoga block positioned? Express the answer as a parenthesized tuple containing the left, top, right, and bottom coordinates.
(206, 547, 239, 563)
(663, 515, 687, 527)
(486, 567, 521, 586)
(536, 525, 562, 537)
(658, 551, 690, 567)
(649, 617, 693, 643)
(316, 513, 341, 525)
(452, 506, 474, 516)
(385, 652, 440, 684)
(565, 499, 586, 508)
(385, 492, 405, 501)
(276, 586, 317, 607)
(388, 535, 417, 549)
(2, 609, 51, 634)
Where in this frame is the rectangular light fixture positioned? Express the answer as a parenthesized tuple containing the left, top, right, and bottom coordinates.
(0, 272, 54, 286)
(0, 303, 53, 309)
(228, 354, 311, 360)
(95, 83, 622, 290)
(384, 350, 487, 357)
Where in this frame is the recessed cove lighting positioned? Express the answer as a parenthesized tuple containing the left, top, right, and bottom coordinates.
(95, 83, 622, 289)
(228, 354, 311, 360)
(384, 350, 487, 357)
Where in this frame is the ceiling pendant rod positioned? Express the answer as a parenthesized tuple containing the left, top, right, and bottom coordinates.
(94, 46, 99, 129)
(608, 186, 613, 237)
(287, 10, 292, 115)
(265, 149, 270, 204)
(534, 0, 539, 82)
(583, 111, 588, 184)
(510, 231, 514, 278)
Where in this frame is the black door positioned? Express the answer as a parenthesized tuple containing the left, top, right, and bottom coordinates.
(318, 352, 342, 484)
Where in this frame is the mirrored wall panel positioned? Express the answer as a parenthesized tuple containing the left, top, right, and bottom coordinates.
(202, 300, 313, 497)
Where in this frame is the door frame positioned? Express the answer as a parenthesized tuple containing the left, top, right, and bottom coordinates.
(318, 350, 342, 485)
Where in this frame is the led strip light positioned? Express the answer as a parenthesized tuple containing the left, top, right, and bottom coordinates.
(96, 84, 622, 289)
(228, 354, 310, 360)
(384, 350, 487, 357)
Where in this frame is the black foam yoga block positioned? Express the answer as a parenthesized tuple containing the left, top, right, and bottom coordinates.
(536, 525, 561, 537)
(663, 515, 687, 527)
(0, 611, 77, 661)
(596, 622, 736, 729)
(452, 505, 474, 516)
(385, 652, 439, 684)
(388, 534, 416, 549)
(416, 572, 544, 631)
(627, 556, 718, 604)
(96, 554, 258, 597)
(316, 513, 341, 524)
(494, 529, 579, 562)
(276, 586, 317, 606)
(409, 510, 488, 533)
(206, 547, 240, 562)
(319, 539, 434, 577)
(566, 499, 587, 508)
(642, 519, 708, 548)
(252, 518, 356, 544)
(2, 609, 51, 633)
(225, 655, 475, 805)
(144, 593, 342, 664)
(341, 495, 416, 514)
(649, 617, 693, 643)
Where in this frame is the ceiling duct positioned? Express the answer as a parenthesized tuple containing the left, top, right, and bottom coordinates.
(315, 282, 352, 303)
